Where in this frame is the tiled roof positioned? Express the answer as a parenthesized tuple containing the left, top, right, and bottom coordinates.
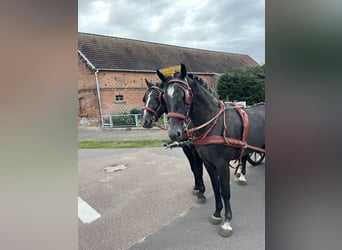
(78, 32, 258, 73)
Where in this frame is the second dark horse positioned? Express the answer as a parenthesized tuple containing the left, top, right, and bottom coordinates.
(142, 79, 206, 204)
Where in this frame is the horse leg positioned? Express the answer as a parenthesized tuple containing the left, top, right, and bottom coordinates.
(182, 146, 206, 204)
(237, 155, 248, 185)
(204, 161, 223, 225)
(217, 164, 233, 237)
(192, 149, 206, 203)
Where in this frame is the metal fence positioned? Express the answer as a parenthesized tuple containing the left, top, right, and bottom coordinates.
(102, 113, 168, 128)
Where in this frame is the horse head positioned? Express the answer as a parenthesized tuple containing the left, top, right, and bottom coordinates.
(141, 79, 166, 128)
(157, 63, 192, 141)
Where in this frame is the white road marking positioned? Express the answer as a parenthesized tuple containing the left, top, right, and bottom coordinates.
(78, 196, 101, 223)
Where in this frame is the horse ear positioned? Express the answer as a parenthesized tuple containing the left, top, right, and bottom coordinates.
(180, 63, 187, 79)
(156, 69, 166, 82)
(145, 79, 153, 89)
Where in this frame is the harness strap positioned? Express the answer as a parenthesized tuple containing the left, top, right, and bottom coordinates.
(192, 136, 265, 152)
(188, 101, 264, 175)
(231, 105, 249, 175)
(142, 106, 158, 117)
(186, 101, 226, 138)
(142, 86, 164, 118)
(167, 112, 188, 120)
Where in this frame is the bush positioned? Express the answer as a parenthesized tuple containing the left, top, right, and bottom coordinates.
(111, 113, 135, 126)
(217, 65, 265, 105)
(130, 108, 143, 115)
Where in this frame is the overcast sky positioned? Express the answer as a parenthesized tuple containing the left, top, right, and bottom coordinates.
(78, 0, 265, 63)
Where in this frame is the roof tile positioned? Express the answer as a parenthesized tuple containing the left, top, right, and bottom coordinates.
(78, 32, 258, 73)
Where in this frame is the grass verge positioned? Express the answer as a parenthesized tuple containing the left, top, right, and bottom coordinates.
(78, 139, 169, 149)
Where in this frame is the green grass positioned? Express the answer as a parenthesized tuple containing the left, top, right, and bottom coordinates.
(78, 139, 169, 149)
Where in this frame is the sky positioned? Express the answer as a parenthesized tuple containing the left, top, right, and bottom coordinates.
(78, 0, 265, 63)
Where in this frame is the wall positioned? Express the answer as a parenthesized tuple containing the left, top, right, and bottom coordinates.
(78, 56, 100, 126)
(78, 58, 217, 127)
(97, 71, 158, 115)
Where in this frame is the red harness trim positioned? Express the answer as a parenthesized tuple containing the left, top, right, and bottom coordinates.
(142, 86, 165, 119)
(167, 112, 188, 120)
(185, 101, 265, 175)
(186, 101, 226, 139)
(142, 106, 158, 117)
(166, 79, 192, 121)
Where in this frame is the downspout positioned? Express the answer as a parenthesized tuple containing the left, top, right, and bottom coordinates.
(78, 50, 104, 126)
(94, 69, 104, 127)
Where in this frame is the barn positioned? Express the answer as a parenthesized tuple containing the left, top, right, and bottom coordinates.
(78, 32, 258, 127)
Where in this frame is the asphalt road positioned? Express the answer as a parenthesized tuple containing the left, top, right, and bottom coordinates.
(78, 146, 265, 250)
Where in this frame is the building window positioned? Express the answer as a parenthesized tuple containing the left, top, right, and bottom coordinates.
(115, 95, 124, 102)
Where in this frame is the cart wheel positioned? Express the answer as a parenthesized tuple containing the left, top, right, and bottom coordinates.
(247, 151, 265, 166)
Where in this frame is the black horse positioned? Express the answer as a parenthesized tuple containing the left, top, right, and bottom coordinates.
(156, 64, 265, 237)
(142, 77, 253, 185)
(142, 79, 206, 204)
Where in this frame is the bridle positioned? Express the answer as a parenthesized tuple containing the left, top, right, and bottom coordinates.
(165, 78, 193, 121)
(164, 77, 232, 143)
(142, 85, 165, 119)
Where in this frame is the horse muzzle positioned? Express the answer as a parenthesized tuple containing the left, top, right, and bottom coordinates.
(168, 129, 183, 141)
(142, 116, 155, 128)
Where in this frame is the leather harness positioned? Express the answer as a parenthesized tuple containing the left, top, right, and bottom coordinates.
(142, 78, 265, 173)
(142, 86, 165, 118)
(165, 78, 265, 173)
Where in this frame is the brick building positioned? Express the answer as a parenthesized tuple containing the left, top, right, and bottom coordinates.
(78, 32, 258, 127)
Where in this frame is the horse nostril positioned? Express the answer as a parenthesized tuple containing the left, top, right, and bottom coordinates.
(177, 131, 182, 137)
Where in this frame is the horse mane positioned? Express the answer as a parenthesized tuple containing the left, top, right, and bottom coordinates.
(188, 74, 217, 99)
(155, 82, 163, 89)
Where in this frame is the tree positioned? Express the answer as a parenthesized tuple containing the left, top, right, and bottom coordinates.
(217, 64, 265, 105)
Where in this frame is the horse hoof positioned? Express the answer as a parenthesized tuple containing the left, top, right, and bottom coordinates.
(219, 222, 233, 237)
(192, 189, 199, 195)
(210, 215, 222, 225)
(238, 175, 247, 185)
(238, 179, 247, 185)
(196, 196, 206, 204)
(219, 227, 233, 237)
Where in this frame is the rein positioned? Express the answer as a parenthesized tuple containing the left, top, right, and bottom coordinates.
(186, 101, 226, 139)
(152, 122, 167, 130)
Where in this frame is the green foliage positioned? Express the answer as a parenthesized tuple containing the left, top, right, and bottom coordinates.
(111, 113, 134, 126)
(217, 65, 265, 105)
(156, 114, 166, 125)
(130, 108, 143, 115)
